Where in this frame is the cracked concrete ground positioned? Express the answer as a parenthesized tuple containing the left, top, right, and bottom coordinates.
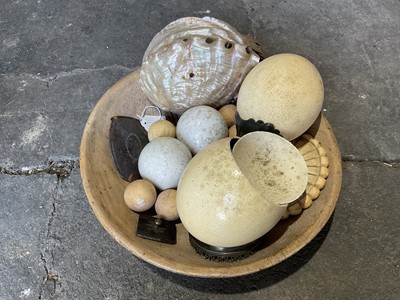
(1, 0, 399, 299)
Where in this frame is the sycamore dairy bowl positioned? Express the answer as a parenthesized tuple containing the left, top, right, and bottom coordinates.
(80, 69, 342, 277)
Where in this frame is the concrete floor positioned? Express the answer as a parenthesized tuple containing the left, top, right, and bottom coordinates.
(1, 0, 399, 299)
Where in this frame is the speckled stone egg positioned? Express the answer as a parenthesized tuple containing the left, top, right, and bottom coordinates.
(138, 137, 192, 190)
(176, 105, 228, 154)
(237, 53, 324, 141)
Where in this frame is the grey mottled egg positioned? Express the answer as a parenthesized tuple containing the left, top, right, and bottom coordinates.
(138, 137, 192, 190)
(176, 105, 228, 154)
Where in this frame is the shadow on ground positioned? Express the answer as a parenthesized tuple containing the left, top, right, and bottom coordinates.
(149, 212, 335, 294)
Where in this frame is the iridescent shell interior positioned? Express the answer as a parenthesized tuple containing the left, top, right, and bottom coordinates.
(140, 17, 265, 114)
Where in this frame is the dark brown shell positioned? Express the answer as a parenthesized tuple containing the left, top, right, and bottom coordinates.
(109, 116, 148, 182)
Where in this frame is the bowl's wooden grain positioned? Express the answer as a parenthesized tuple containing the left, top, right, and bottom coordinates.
(80, 68, 342, 278)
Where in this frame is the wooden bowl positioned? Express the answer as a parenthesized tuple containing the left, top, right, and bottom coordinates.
(80, 68, 342, 278)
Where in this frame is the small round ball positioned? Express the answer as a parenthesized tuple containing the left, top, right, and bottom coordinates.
(315, 176, 327, 189)
(176, 105, 228, 154)
(138, 137, 192, 190)
(308, 186, 321, 200)
(155, 189, 179, 221)
(320, 166, 329, 178)
(219, 104, 237, 127)
(300, 195, 313, 209)
(148, 120, 176, 141)
(124, 179, 157, 212)
(288, 202, 303, 216)
(320, 156, 329, 167)
(228, 125, 237, 137)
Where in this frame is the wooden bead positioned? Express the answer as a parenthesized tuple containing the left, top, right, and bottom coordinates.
(300, 195, 313, 209)
(288, 202, 303, 215)
(310, 138, 321, 147)
(155, 189, 179, 221)
(315, 176, 327, 189)
(320, 156, 329, 167)
(317, 146, 327, 156)
(320, 166, 329, 178)
(148, 120, 176, 141)
(308, 186, 321, 200)
(219, 104, 237, 127)
(228, 125, 237, 137)
(124, 179, 157, 212)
